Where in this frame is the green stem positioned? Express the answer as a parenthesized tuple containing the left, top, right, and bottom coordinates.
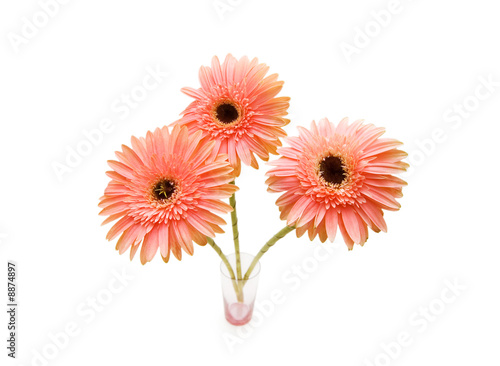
(206, 237, 243, 302)
(206, 237, 235, 279)
(229, 181, 242, 282)
(243, 226, 296, 281)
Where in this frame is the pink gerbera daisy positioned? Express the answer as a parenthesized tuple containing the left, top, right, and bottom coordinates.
(174, 54, 290, 176)
(99, 125, 238, 264)
(266, 118, 408, 249)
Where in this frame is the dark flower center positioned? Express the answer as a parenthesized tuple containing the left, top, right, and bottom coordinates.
(319, 156, 346, 185)
(215, 102, 239, 124)
(153, 179, 176, 201)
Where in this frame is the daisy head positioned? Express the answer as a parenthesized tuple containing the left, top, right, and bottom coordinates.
(266, 118, 408, 249)
(174, 54, 290, 176)
(99, 125, 238, 264)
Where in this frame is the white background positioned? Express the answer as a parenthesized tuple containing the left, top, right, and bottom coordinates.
(1, 0, 499, 365)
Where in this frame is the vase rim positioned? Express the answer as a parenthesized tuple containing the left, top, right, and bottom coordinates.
(220, 252, 261, 280)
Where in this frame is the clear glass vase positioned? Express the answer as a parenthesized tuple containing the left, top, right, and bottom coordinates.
(220, 252, 261, 326)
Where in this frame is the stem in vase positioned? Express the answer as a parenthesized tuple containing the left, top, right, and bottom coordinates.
(206, 237, 244, 302)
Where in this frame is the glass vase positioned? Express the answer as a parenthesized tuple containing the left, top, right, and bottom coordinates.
(220, 252, 261, 326)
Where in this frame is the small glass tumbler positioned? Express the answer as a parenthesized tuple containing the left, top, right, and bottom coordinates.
(220, 253, 261, 326)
